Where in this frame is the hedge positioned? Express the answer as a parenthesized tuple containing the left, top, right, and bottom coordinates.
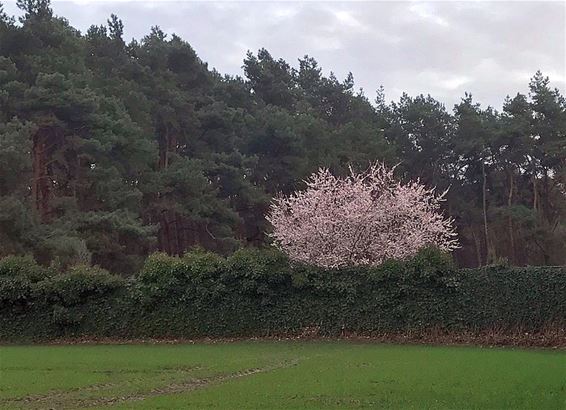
(0, 249, 564, 342)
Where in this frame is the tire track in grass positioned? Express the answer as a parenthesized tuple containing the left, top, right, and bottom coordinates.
(0, 367, 202, 409)
(83, 358, 300, 408)
(1, 359, 300, 409)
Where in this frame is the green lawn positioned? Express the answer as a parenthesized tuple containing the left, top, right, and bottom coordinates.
(0, 342, 564, 409)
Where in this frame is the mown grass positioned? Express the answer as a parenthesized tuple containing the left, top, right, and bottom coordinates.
(0, 342, 564, 409)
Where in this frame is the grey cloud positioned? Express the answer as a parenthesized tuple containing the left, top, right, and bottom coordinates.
(2, 0, 564, 109)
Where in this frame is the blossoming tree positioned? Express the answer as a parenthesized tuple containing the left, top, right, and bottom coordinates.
(267, 163, 458, 268)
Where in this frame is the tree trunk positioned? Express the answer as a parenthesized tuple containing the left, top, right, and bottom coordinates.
(532, 164, 538, 211)
(542, 167, 550, 222)
(159, 212, 171, 254)
(169, 210, 179, 256)
(31, 128, 51, 222)
(507, 169, 515, 264)
(481, 160, 493, 264)
(158, 129, 169, 170)
(471, 228, 482, 267)
(157, 124, 183, 255)
(158, 126, 178, 169)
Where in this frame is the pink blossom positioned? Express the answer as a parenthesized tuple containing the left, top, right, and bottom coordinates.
(267, 163, 459, 268)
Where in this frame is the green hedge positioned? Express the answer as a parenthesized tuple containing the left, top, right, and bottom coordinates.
(0, 249, 564, 341)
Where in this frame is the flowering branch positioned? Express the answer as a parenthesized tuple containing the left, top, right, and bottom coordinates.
(267, 163, 459, 268)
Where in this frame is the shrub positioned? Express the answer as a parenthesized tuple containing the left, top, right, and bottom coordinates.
(37, 265, 125, 306)
(226, 247, 292, 294)
(0, 255, 52, 282)
(0, 249, 564, 342)
(0, 255, 53, 308)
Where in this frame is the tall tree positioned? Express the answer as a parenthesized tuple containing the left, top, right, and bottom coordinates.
(0, 3, 564, 270)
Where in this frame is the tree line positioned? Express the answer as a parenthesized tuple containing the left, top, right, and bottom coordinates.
(1, 0, 565, 273)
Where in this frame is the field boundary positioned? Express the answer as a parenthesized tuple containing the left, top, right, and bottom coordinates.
(2, 328, 565, 349)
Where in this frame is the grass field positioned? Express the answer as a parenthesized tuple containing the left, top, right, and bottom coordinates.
(0, 342, 564, 409)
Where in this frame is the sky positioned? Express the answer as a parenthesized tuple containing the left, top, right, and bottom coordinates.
(3, 0, 565, 109)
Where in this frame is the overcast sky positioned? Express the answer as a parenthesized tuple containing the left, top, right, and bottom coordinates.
(3, 0, 565, 109)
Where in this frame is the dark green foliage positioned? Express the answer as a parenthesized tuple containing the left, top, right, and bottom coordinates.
(455, 264, 566, 329)
(0, 2, 565, 270)
(0, 256, 126, 338)
(0, 254, 52, 281)
(1, 250, 563, 342)
(37, 264, 125, 306)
